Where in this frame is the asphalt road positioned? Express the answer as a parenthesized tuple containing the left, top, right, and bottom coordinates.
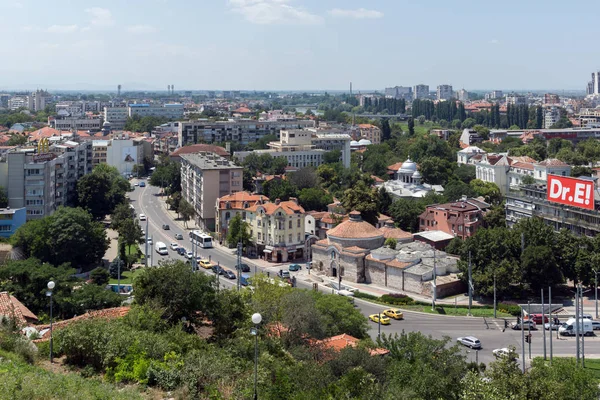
(129, 181, 600, 368)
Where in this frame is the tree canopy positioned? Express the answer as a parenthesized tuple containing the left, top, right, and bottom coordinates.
(77, 164, 130, 221)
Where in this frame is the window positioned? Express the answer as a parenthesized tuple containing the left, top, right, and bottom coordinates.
(297, 233, 301, 242)
(297, 219, 301, 227)
(258, 233, 261, 240)
(242, 212, 246, 220)
(0, 225, 12, 232)
(288, 234, 292, 243)
(225, 212, 230, 220)
(289, 220, 292, 229)
(258, 219, 262, 227)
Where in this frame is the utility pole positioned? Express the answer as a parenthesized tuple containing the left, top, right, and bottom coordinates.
(150, 235, 154, 267)
(528, 300, 531, 359)
(581, 284, 585, 367)
(237, 241, 242, 291)
(432, 250, 437, 311)
(145, 218, 149, 268)
(521, 306, 525, 373)
(576, 286, 580, 366)
(595, 270, 598, 319)
(493, 270, 497, 319)
(549, 286, 553, 362)
(468, 251, 473, 316)
(542, 289, 546, 360)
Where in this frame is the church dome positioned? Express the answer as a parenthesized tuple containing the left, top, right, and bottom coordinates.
(327, 211, 384, 250)
(350, 140, 360, 146)
(412, 170, 422, 178)
(399, 158, 417, 173)
(358, 139, 372, 146)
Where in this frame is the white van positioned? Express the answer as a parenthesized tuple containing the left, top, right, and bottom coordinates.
(155, 242, 168, 256)
(558, 318, 593, 336)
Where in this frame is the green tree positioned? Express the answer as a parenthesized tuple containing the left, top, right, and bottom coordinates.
(12, 207, 108, 267)
(341, 180, 379, 226)
(90, 267, 110, 286)
(262, 179, 298, 201)
(177, 199, 195, 228)
(60, 284, 123, 317)
(111, 202, 134, 231)
(7, 134, 27, 146)
(226, 214, 251, 248)
(323, 150, 342, 164)
(384, 237, 397, 249)
(298, 187, 332, 212)
(521, 175, 535, 185)
(77, 164, 129, 220)
(521, 245, 563, 291)
(444, 180, 476, 202)
(380, 119, 391, 141)
(0, 186, 8, 208)
(289, 167, 317, 190)
(134, 260, 216, 324)
(388, 199, 426, 232)
(117, 218, 143, 268)
(149, 158, 181, 193)
(165, 191, 182, 212)
(470, 179, 502, 204)
(483, 205, 506, 228)
(407, 117, 415, 135)
(269, 157, 288, 175)
(377, 186, 393, 216)
(419, 157, 455, 185)
(462, 118, 476, 129)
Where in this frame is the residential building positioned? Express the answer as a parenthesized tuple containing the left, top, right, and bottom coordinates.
(92, 140, 108, 166)
(0, 94, 9, 109)
(0, 207, 26, 237)
(475, 155, 570, 194)
(169, 144, 230, 162)
(413, 84, 429, 100)
(180, 152, 243, 231)
(456, 146, 486, 165)
(459, 128, 483, 148)
(27, 90, 51, 112)
(506, 180, 600, 236)
(356, 124, 382, 145)
(587, 71, 600, 96)
(358, 94, 382, 107)
(0, 291, 38, 326)
(246, 198, 306, 262)
(177, 118, 315, 147)
(233, 129, 352, 168)
(430, 129, 450, 140)
(128, 103, 184, 120)
(436, 85, 453, 101)
(380, 159, 444, 200)
(50, 116, 102, 131)
(485, 90, 503, 100)
(457, 89, 469, 102)
(8, 96, 28, 111)
(103, 106, 129, 130)
(544, 93, 560, 104)
(577, 109, 600, 128)
(384, 86, 412, 100)
(544, 106, 561, 129)
(506, 95, 527, 105)
(419, 197, 490, 239)
(215, 191, 267, 244)
(5, 138, 92, 219)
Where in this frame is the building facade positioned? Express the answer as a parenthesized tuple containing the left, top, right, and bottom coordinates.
(103, 107, 129, 130)
(544, 106, 561, 129)
(180, 152, 243, 231)
(384, 86, 412, 100)
(177, 119, 316, 147)
(356, 124, 382, 145)
(51, 116, 102, 131)
(128, 104, 184, 119)
(215, 192, 267, 244)
(419, 198, 490, 239)
(457, 89, 469, 102)
(437, 85, 453, 100)
(413, 84, 429, 100)
(0, 207, 26, 237)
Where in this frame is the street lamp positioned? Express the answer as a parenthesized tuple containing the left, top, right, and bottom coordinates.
(46, 280, 55, 363)
(594, 269, 598, 319)
(251, 313, 262, 400)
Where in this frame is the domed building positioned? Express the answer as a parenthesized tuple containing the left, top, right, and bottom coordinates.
(379, 158, 444, 200)
(311, 211, 384, 282)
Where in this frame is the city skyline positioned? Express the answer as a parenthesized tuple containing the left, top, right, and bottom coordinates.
(1, 0, 599, 91)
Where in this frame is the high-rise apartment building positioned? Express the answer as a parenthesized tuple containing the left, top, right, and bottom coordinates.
(413, 84, 429, 100)
(457, 89, 469, 102)
(436, 85, 453, 100)
(587, 71, 600, 96)
(384, 86, 412, 100)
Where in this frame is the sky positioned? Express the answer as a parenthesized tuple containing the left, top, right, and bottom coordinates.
(0, 0, 599, 91)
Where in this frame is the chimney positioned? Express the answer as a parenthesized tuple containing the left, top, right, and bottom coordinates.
(289, 197, 298, 205)
(275, 198, 281, 205)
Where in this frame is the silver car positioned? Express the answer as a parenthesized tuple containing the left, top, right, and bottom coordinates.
(457, 336, 482, 349)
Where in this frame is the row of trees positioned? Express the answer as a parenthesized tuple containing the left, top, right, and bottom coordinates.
(360, 97, 406, 114)
(411, 99, 466, 122)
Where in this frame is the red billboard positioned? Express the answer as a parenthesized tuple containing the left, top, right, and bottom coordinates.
(547, 175, 595, 210)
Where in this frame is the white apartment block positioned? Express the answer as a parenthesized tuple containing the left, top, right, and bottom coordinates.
(437, 85, 453, 100)
(485, 90, 503, 100)
(384, 86, 412, 99)
(505, 95, 527, 106)
(128, 103, 184, 119)
(457, 89, 469, 102)
(8, 96, 28, 111)
(544, 106, 561, 129)
(177, 118, 316, 147)
(52, 116, 102, 131)
(180, 152, 243, 231)
(103, 107, 129, 130)
(413, 84, 429, 100)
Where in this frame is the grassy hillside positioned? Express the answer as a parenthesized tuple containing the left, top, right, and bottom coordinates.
(0, 349, 146, 400)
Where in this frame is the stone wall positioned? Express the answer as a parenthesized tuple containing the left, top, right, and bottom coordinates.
(421, 279, 465, 299)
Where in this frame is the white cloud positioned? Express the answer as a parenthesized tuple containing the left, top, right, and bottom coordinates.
(47, 24, 79, 33)
(127, 25, 158, 34)
(328, 8, 384, 19)
(489, 39, 499, 44)
(85, 7, 114, 27)
(228, 0, 322, 25)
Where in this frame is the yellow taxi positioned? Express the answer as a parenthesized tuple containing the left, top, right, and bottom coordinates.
(383, 309, 404, 320)
(369, 314, 391, 325)
(199, 259, 213, 269)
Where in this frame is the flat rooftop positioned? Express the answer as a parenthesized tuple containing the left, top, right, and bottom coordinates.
(180, 152, 241, 170)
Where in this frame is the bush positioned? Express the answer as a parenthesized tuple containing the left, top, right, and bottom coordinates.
(353, 291, 379, 301)
(380, 293, 415, 306)
(147, 351, 184, 390)
(0, 318, 37, 364)
(498, 303, 522, 316)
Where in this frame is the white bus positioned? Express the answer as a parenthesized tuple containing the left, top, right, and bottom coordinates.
(190, 230, 213, 248)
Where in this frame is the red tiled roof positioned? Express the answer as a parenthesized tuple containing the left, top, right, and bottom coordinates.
(0, 292, 38, 327)
(170, 144, 229, 158)
(234, 107, 252, 113)
(379, 226, 412, 240)
(327, 211, 383, 239)
(511, 161, 534, 170)
(371, 175, 384, 183)
(246, 199, 305, 216)
(218, 191, 268, 210)
(358, 124, 377, 129)
(537, 158, 569, 167)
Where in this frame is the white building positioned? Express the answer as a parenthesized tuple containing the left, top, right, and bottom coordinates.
(506, 95, 527, 105)
(544, 106, 561, 129)
(8, 96, 28, 111)
(384, 86, 412, 100)
(437, 85, 453, 101)
(413, 84, 429, 100)
(103, 107, 129, 130)
(457, 89, 469, 102)
(51, 116, 102, 131)
(128, 103, 184, 119)
(27, 90, 51, 112)
(380, 159, 444, 199)
(485, 90, 503, 100)
(456, 146, 486, 165)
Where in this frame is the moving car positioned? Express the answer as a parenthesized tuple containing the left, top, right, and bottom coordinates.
(492, 348, 518, 359)
(558, 318, 593, 336)
(238, 263, 251, 272)
(277, 270, 290, 279)
(139, 181, 146, 187)
(162, 224, 170, 230)
(288, 264, 302, 271)
(369, 314, 391, 325)
(212, 265, 224, 275)
(223, 269, 236, 279)
(186, 250, 194, 259)
(147, 238, 153, 245)
(240, 274, 251, 286)
(383, 309, 404, 320)
(174, 233, 183, 240)
(457, 336, 482, 349)
(176, 247, 186, 256)
(139, 213, 146, 221)
(154, 242, 168, 256)
(512, 320, 537, 330)
(199, 259, 213, 269)
(592, 321, 600, 331)
(170, 242, 179, 250)
(526, 314, 549, 324)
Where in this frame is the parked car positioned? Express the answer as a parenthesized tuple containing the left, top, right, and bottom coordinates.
(277, 270, 290, 279)
(512, 320, 537, 330)
(212, 265, 224, 275)
(457, 336, 482, 349)
(223, 269, 236, 279)
(544, 321, 563, 330)
(383, 309, 404, 320)
(238, 263, 251, 272)
(288, 264, 301, 271)
(369, 314, 390, 325)
(186, 250, 194, 259)
(177, 247, 186, 256)
(592, 321, 600, 331)
(174, 233, 183, 240)
(559, 318, 593, 336)
(147, 238, 153, 245)
(492, 348, 518, 359)
(162, 224, 170, 230)
(526, 314, 549, 324)
(199, 260, 213, 269)
(170, 242, 179, 250)
(139, 213, 146, 221)
(134, 182, 139, 187)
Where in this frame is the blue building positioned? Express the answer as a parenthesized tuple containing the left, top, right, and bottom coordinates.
(0, 207, 26, 237)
